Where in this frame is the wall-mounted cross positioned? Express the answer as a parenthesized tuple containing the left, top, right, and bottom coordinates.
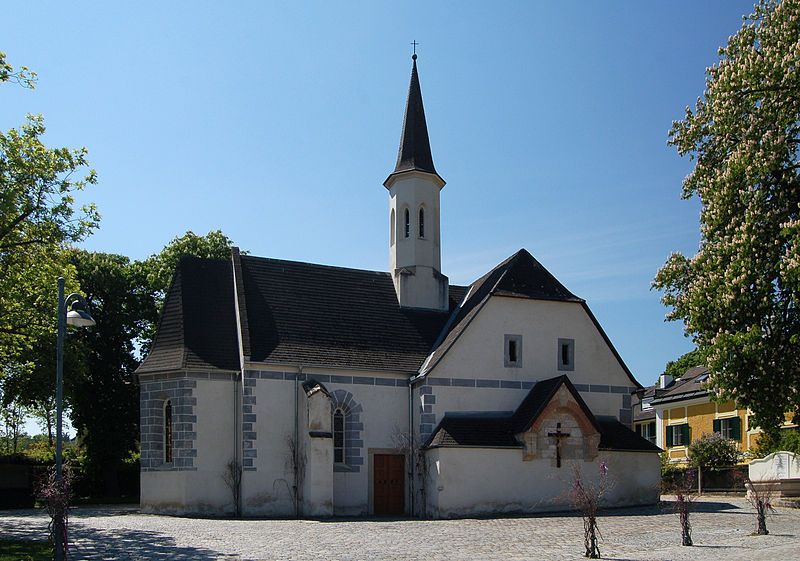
(548, 422, 571, 468)
(411, 40, 419, 55)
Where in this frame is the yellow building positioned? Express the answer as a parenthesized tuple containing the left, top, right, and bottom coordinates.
(646, 367, 758, 464)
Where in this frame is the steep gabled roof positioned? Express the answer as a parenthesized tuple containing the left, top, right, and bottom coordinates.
(419, 249, 583, 376)
(137, 257, 241, 373)
(509, 375, 600, 434)
(385, 55, 444, 186)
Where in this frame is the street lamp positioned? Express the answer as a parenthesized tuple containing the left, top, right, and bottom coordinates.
(54, 277, 95, 561)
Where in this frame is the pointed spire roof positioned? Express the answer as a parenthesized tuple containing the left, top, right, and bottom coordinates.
(386, 55, 444, 186)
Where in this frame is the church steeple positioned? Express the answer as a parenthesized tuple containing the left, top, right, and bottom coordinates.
(392, 54, 438, 178)
(385, 53, 449, 312)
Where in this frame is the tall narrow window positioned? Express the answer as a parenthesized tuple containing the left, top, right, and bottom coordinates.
(404, 209, 410, 238)
(418, 207, 425, 238)
(164, 400, 173, 464)
(504, 334, 522, 367)
(558, 338, 574, 371)
(390, 209, 396, 245)
(333, 409, 345, 464)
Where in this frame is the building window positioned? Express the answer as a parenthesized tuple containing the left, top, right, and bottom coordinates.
(504, 334, 522, 368)
(714, 417, 741, 441)
(333, 409, 345, 464)
(390, 209, 395, 246)
(164, 400, 173, 464)
(404, 208, 410, 238)
(558, 338, 574, 371)
(666, 423, 690, 447)
(418, 207, 425, 238)
(637, 421, 656, 444)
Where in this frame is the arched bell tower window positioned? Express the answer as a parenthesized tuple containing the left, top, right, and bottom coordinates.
(418, 207, 425, 238)
(333, 409, 345, 464)
(164, 400, 173, 464)
(404, 208, 410, 238)
(390, 209, 396, 246)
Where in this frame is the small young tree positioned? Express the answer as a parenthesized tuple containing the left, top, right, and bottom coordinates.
(391, 427, 428, 518)
(567, 461, 611, 558)
(671, 469, 697, 546)
(745, 478, 777, 535)
(222, 458, 242, 517)
(38, 464, 73, 557)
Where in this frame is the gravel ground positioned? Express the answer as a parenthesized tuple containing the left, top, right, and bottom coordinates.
(1, 496, 799, 560)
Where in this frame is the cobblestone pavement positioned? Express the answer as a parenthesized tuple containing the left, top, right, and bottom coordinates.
(1, 497, 799, 561)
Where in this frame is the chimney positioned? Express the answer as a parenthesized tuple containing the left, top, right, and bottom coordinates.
(658, 374, 674, 389)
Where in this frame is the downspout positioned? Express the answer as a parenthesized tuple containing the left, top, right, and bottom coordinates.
(408, 379, 415, 517)
(294, 365, 303, 518)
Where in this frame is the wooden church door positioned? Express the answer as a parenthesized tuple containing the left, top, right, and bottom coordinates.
(373, 454, 405, 516)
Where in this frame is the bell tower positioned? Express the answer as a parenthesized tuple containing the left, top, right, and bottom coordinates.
(385, 54, 448, 311)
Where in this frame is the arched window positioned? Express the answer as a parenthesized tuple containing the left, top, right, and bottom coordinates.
(390, 209, 395, 246)
(164, 400, 173, 464)
(418, 207, 425, 238)
(404, 209, 410, 238)
(333, 409, 345, 464)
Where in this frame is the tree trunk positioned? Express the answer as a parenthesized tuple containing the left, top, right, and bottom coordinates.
(756, 500, 769, 535)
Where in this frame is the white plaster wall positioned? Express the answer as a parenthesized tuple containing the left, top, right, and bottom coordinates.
(425, 448, 659, 518)
(243, 369, 410, 517)
(329, 377, 409, 516)
(389, 173, 441, 272)
(428, 296, 634, 419)
(142, 378, 236, 515)
(243, 377, 296, 516)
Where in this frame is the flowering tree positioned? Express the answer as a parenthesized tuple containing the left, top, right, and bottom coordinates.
(653, 0, 800, 436)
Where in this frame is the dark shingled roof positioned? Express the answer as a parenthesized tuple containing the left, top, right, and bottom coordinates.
(425, 414, 521, 448)
(426, 376, 658, 452)
(597, 418, 662, 452)
(137, 257, 240, 373)
(235, 255, 467, 372)
(419, 249, 584, 376)
(651, 366, 710, 405)
(386, 55, 441, 182)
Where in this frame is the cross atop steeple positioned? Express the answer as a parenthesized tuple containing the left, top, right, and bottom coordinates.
(411, 40, 419, 58)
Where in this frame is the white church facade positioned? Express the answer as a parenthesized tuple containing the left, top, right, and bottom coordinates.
(137, 55, 660, 518)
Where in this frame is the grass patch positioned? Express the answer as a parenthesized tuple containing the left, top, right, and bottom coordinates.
(0, 539, 51, 561)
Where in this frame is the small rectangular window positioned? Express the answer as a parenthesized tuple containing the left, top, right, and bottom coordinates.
(557, 338, 574, 371)
(504, 334, 522, 368)
(667, 423, 689, 447)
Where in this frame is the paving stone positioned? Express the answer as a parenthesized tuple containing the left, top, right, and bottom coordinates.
(1, 496, 799, 560)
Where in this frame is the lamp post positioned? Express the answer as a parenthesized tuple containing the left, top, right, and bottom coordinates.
(54, 277, 95, 561)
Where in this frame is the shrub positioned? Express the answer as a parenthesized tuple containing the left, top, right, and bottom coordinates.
(688, 433, 740, 470)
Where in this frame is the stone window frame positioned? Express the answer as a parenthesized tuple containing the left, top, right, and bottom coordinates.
(504, 334, 523, 368)
(330, 389, 364, 473)
(557, 338, 575, 371)
(403, 207, 410, 238)
(418, 206, 425, 239)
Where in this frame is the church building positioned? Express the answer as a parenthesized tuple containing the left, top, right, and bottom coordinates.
(137, 55, 660, 518)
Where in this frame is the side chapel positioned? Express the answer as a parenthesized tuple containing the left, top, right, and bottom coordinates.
(137, 54, 660, 518)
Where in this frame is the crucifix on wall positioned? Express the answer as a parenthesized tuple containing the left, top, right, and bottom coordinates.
(548, 422, 571, 468)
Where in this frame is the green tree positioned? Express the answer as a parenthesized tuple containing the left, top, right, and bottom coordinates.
(0, 51, 98, 366)
(653, 0, 800, 437)
(66, 250, 156, 495)
(663, 348, 707, 381)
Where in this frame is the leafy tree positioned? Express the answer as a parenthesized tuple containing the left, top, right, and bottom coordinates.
(0, 51, 36, 88)
(0, 52, 97, 367)
(66, 250, 156, 495)
(662, 348, 706, 381)
(687, 433, 741, 470)
(653, 0, 800, 437)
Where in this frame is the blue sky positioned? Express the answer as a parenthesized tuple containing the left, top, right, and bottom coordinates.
(2, 1, 758, 416)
